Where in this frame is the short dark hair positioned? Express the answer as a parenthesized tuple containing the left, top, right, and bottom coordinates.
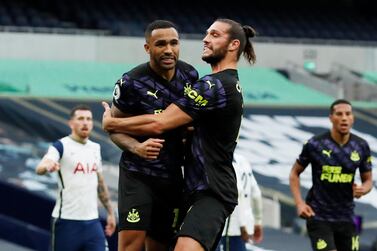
(216, 18, 257, 64)
(70, 104, 91, 118)
(329, 99, 352, 114)
(144, 20, 178, 42)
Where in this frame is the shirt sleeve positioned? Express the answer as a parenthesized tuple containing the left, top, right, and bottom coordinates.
(233, 154, 249, 228)
(360, 142, 372, 173)
(174, 76, 227, 120)
(177, 61, 199, 83)
(296, 140, 311, 168)
(44, 141, 62, 162)
(188, 68, 199, 83)
(112, 74, 135, 112)
(236, 198, 248, 228)
(249, 169, 263, 225)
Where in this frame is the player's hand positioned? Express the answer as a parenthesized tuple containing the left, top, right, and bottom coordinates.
(297, 201, 315, 218)
(353, 183, 367, 198)
(101, 101, 112, 132)
(105, 213, 116, 236)
(134, 138, 165, 160)
(45, 159, 60, 173)
(252, 224, 263, 243)
(240, 226, 249, 242)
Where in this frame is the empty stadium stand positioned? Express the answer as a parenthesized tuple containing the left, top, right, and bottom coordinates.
(364, 71, 377, 84)
(2, 1, 377, 250)
(1, 0, 377, 43)
(0, 59, 125, 99)
(0, 59, 342, 106)
(238, 67, 334, 105)
(285, 62, 377, 105)
(2, 58, 377, 110)
(1, 97, 377, 251)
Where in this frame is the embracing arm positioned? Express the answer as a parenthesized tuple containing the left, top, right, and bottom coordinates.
(102, 102, 193, 136)
(107, 104, 164, 159)
(110, 133, 164, 160)
(109, 132, 140, 152)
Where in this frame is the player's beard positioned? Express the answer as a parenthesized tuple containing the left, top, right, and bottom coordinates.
(151, 54, 176, 72)
(78, 127, 91, 139)
(202, 46, 227, 65)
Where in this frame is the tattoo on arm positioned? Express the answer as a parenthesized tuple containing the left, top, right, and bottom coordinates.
(97, 173, 114, 215)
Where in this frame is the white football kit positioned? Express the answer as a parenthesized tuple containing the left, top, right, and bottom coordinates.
(44, 136, 102, 220)
(223, 153, 262, 236)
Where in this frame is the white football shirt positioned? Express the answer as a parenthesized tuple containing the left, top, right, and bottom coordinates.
(223, 153, 262, 236)
(44, 136, 102, 220)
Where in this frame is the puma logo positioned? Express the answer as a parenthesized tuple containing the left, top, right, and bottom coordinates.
(147, 90, 158, 99)
(322, 149, 332, 158)
(205, 80, 215, 89)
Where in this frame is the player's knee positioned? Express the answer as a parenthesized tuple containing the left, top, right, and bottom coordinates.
(118, 230, 146, 251)
(174, 237, 205, 251)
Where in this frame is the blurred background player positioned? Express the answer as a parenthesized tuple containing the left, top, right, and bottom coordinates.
(107, 20, 198, 251)
(36, 105, 116, 251)
(217, 152, 263, 251)
(289, 99, 373, 251)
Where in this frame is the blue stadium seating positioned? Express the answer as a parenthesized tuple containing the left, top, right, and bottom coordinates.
(1, 0, 377, 41)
